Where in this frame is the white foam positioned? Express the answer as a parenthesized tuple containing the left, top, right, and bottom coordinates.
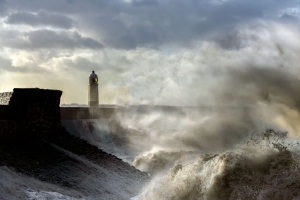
(25, 189, 85, 200)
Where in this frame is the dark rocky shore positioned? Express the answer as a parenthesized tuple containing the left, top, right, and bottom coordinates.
(0, 128, 149, 199)
(0, 88, 149, 199)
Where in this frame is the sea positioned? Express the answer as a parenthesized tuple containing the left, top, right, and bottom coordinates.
(2, 105, 300, 200)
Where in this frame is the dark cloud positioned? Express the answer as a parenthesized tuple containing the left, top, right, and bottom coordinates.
(131, 0, 158, 7)
(3, 0, 300, 49)
(0, 0, 7, 15)
(280, 13, 299, 22)
(6, 10, 74, 29)
(3, 29, 103, 50)
(6, 0, 123, 14)
(78, 0, 300, 49)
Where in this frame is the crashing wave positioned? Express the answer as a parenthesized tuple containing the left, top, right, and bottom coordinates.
(133, 150, 199, 175)
(139, 129, 300, 200)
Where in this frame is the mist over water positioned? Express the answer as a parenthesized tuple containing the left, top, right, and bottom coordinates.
(64, 22, 300, 199)
(66, 104, 300, 199)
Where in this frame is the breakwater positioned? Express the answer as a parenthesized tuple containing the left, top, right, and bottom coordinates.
(60, 106, 123, 119)
(0, 88, 149, 200)
(0, 88, 62, 140)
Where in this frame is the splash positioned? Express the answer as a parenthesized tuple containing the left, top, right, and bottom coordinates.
(138, 129, 300, 200)
(133, 150, 199, 175)
(25, 189, 85, 200)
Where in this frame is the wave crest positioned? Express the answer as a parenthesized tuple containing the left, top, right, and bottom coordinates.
(139, 130, 300, 200)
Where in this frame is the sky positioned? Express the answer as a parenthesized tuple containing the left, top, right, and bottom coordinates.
(0, 0, 300, 105)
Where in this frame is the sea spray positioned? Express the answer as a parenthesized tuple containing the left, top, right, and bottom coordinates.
(62, 107, 300, 199)
(133, 150, 199, 175)
(138, 129, 300, 200)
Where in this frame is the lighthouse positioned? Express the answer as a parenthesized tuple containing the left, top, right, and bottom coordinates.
(88, 71, 99, 107)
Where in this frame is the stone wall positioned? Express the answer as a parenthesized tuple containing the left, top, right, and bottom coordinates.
(0, 88, 63, 141)
(9, 88, 62, 121)
(0, 92, 12, 105)
(60, 107, 123, 119)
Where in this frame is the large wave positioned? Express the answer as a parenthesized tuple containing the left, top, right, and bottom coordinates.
(62, 105, 300, 199)
(59, 22, 300, 199)
(138, 129, 300, 200)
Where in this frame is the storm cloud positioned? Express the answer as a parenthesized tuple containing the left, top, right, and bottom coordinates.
(2, 29, 104, 50)
(6, 10, 74, 29)
(0, 0, 299, 107)
(2, 0, 299, 49)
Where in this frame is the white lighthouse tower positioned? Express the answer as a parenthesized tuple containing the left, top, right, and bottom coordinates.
(88, 70, 99, 107)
